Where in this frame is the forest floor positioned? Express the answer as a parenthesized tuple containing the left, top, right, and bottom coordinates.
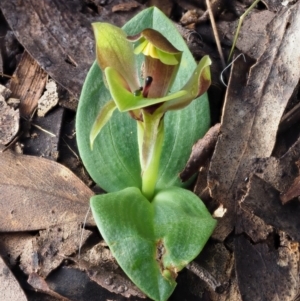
(1, 0, 300, 300)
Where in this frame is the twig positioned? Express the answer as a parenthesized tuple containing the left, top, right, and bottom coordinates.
(62, 137, 80, 161)
(206, 0, 226, 69)
(186, 261, 227, 294)
(31, 122, 56, 137)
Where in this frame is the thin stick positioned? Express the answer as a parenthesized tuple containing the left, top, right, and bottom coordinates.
(0, 73, 14, 79)
(228, 0, 261, 62)
(31, 122, 56, 137)
(206, 0, 226, 70)
(186, 261, 227, 294)
(62, 137, 80, 161)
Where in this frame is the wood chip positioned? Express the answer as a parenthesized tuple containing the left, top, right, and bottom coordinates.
(37, 79, 59, 117)
(112, 1, 140, 12)
(8, 51, 47, 117)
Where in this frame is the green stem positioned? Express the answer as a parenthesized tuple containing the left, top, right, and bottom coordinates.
(137, 110, 164, 200)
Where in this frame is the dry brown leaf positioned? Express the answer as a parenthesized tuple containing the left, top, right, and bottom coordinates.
(241, 174, 300, 242)
(208, 2, 300, 239)
(76, 242, 146, 299)
(0, 255, 28, 301)
(235, 235, 299, 301)
(0, 150, 95, 231)
(235, 208, 273, 243)
(27, 273, 70, 300)
(280, 169, 300, 204)
(20, 222, 91, 278)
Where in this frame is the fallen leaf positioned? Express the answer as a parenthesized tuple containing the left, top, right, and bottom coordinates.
(45, 266, 137, 301)
(0, 0, 93, 98)
(0, 255, 28, 301)
(236, 207, 273, 243)
(241, 174, 300, 242)
(27, 273, 69, 300)
(0, 150, 95, 232)
(235, 235, 299, 301)
(77, 242, 146, 299)
(20, 222, 91, 278)
(280, 170, 300, 204)
(0, 95, 19, 145)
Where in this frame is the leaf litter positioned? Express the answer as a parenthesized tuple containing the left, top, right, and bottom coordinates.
(204, 2, 300, 300)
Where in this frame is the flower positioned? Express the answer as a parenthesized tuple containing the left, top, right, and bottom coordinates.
(90, 22, 212, 148)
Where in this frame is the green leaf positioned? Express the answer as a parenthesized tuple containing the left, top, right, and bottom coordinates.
(91, 186, 216, 301)
(76, 7, 210, 192)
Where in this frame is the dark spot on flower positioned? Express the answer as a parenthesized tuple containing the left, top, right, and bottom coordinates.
(143, 76, 153, 97)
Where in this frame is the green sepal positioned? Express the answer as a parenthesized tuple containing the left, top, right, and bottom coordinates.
(90, 100, 116, 150)
(105, 66, 187, 112)
(90, 186, 216, 301)
(92, 22, 139, 92)
(157, 55, 212, 113)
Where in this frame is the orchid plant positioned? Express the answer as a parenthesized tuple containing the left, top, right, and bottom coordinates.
(76, 7, 216, 301)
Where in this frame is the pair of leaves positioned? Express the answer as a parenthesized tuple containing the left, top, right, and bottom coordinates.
(76, 7, 215, 301)
(91, 186, 216, 301)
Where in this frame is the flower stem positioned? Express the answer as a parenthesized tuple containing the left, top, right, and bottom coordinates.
(137, 110, 164, 200)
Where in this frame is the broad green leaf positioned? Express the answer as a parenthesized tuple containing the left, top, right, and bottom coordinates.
(91, 187, 216, 301)
(76, 7, 210, 192)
